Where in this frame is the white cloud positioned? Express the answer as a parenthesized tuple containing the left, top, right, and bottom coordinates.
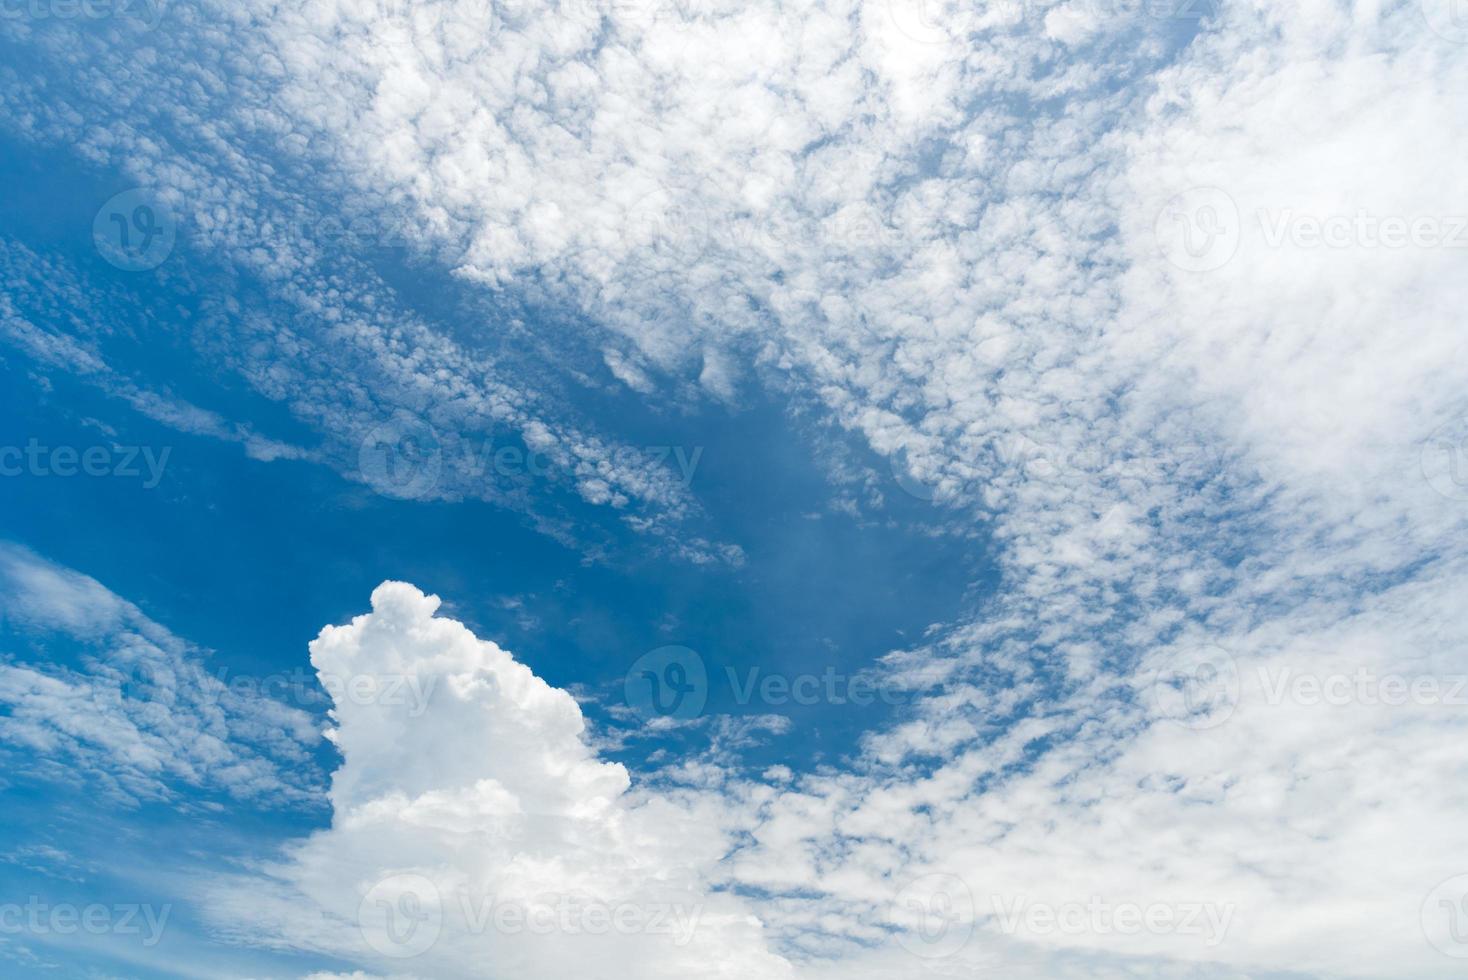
(208, 582, 794, 979)
(0, 542, 322, 806)
(208, 555, 1468, 978)
(5, 0, 1468, 975)
(0, 56, 721, 559)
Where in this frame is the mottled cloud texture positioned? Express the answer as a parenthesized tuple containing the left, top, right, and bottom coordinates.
(3, 0, 1466, 975)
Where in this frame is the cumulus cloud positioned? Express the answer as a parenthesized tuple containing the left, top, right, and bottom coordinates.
(208, 582, 793, 979)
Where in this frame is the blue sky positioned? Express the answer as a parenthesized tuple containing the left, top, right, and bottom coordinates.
(0, 116, 990, 977)
(2, 1, 1468, 978)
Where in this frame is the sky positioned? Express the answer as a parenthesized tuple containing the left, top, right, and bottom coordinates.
(1, 0, 1467, 977)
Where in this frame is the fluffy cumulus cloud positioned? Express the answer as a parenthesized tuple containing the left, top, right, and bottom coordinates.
(5, 0, 1468, 975)
(207, 582, 793, 979)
